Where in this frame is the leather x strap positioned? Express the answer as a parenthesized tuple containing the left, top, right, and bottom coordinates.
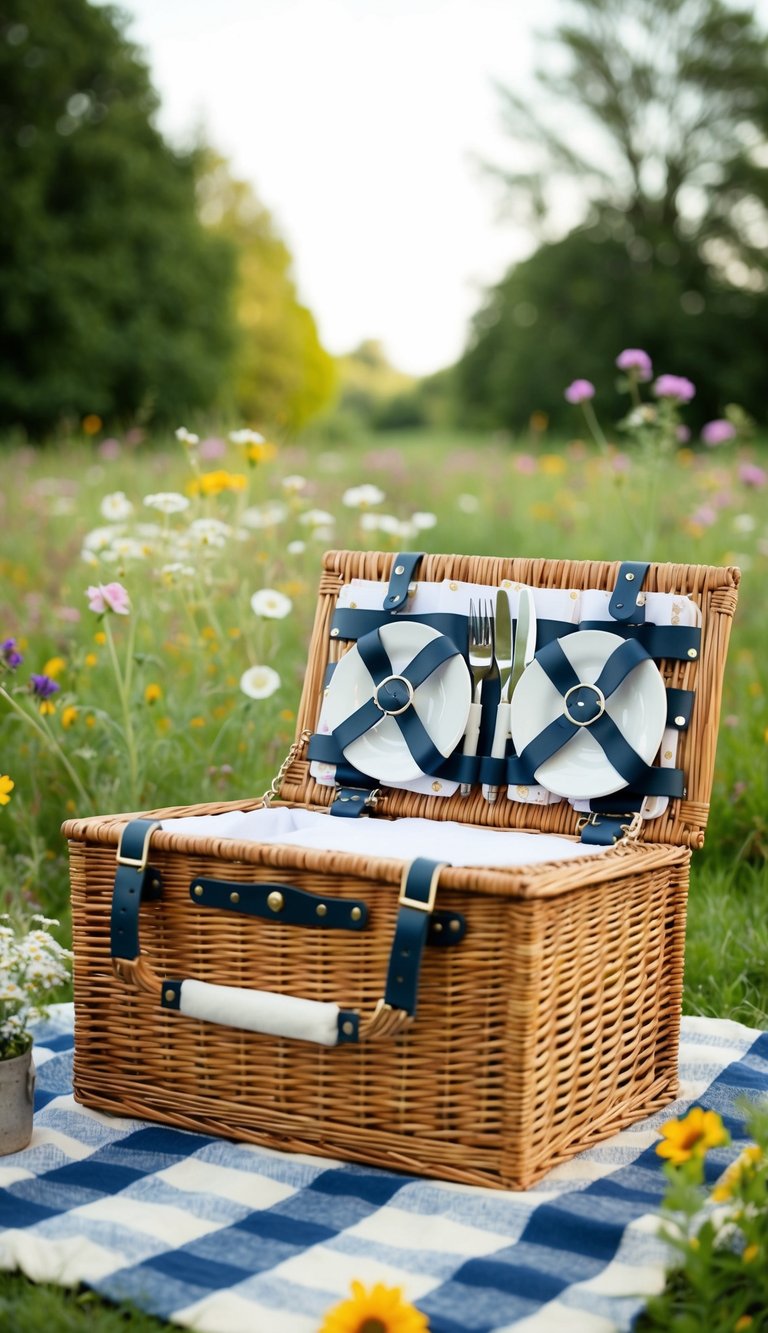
(518, 637, 659, 789)
(331, 629, 461, 774)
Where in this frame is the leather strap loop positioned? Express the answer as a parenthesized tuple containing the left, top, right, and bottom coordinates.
(384, 859, 447, 1016)
(189, 877, 369, 930)
(609, 562, 650, 623)
(384, 552, 424, 610)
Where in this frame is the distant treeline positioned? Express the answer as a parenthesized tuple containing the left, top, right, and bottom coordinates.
(2, 0, 767, 439)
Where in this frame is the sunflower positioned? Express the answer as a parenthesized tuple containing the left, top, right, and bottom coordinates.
(318, 1280, 429, 1333)
(656, 1106, 729, 1165)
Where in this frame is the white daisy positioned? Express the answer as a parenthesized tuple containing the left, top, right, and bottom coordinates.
(342, 484, 385, 509)
(250, 589, 293, 619)
(240, 665, 281, 699)
(100, 492, 133, 521)
(144, 492, 190, 515)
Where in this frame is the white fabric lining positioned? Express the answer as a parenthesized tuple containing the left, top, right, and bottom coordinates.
(161, 807, 610, 869)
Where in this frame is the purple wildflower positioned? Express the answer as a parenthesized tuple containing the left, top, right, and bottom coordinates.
(676, 425, 691, 444)
(701, 419, 736, 447)
(738, 462, 767, 488)
(29, 673, 60, 700)
(1, 638, 23, 670)
(616, 348, 652, 380)
(653, 375, 696, 403)
(564, 379, 595, 404)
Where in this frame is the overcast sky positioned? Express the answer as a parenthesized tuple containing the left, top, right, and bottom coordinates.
(109, 0, 565, 374)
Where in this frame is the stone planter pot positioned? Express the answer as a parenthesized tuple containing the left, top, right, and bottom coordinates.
(0, 1045, 35, 1155)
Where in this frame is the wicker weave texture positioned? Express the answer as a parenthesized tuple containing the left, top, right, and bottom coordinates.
(281, 551, 739, 848)
(69, 837, 689, 1190)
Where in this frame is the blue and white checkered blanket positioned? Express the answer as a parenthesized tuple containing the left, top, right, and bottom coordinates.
(1, 1005, 766, 1332)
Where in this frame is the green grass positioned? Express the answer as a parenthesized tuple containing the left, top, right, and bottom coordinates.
(0, 422, 766, 1328)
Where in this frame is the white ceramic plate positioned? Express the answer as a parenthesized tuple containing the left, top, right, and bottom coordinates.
(509, 630, 667, 799)
(324, 623, 471, 782)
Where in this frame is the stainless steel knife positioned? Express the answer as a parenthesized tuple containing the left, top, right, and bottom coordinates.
(485, 587, 535, 802)
(484, 587, 512, 802)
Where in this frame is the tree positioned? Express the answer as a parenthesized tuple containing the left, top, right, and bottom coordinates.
(0, 0, 236, 433)
(459, 0, 768, 428)
(197, 159, 336, 433)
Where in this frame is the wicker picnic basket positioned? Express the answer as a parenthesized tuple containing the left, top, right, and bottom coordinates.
(63, 550, 739, 1189)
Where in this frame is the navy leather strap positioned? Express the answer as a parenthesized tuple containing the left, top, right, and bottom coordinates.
(330, 607, 577, 649)
(110, 819, 162, 960)
(384, 858, 447, 1016)
(189, 877, 368, 930)
(666, 688, 694, 729)
(384, 552, 424, 610)
(330, 785, 378, 817)
(609, 562, 649, 623)
(577, 621, 701, 662)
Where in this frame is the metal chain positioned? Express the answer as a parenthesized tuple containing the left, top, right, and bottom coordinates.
(260, 729, 312, 806)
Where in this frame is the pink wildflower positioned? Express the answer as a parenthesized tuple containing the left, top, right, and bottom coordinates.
(616, 348, 652, 380)
(564, 379, 595, 404)
(701, 419, 736, 447)
(653, 375, 696, 403)
(738, 462, 767, 488)
(86, 583, 131, 616)
(515, 453, 537, 474)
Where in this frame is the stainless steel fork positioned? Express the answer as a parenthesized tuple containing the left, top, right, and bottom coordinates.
(460, 598, 495, 796)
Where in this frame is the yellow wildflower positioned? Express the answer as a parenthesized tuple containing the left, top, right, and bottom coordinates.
(530, 502, 555, 522)
(713, 1144, 763, 1201)
(318, 1279, 430, 1333)
(39, 700, 56, 716)
(735, 1317, 754, 1330)
(186, 470, 248, 497)
(60, 706, 79, 729)
(540, 453, 566, 476)
(279, 709, 295, 723)
(94, 631, 107, 646)
(656, 1107, 729, 1165)
(85, 714, 96, 728)
(156, 716, 172, 735)
(84, 652, 98, 668)
(0, 774, 15, 805)
(82, 413, 102, 435)
(743, 1243, 760, 1264)
(144, 683, 162, 705)
(189, 716, 206, 729)
(245, 440, 276, 464)
(43, 656, 67, 679)
(228, 627, 241, 639)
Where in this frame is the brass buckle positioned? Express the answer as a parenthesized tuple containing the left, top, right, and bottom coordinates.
(398, 861, 446, 913)
(116, 821, 161, 870)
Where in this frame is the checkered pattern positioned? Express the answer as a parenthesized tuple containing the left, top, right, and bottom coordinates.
(1, 1006, 766, 1333)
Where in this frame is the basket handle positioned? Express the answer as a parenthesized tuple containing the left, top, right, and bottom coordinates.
(110, 820, 458, 1046)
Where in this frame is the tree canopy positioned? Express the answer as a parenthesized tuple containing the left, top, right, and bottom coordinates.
(0, 0, 336, 436)
(458, 0, 768, 430)
(198, 158, 336, 433)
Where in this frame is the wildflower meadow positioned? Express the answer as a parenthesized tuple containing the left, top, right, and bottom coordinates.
(1, 387, 767, 1032)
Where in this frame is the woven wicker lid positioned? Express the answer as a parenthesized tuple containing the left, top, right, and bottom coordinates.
(279, 550, 740, 851)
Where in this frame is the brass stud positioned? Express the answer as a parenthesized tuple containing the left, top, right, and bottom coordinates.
(230, 891, 240, 905)
(193, 884, 204, 897)
(687, 648, 698, 659)
(330, 627, 339, 637)
(394, 564, 405, 575)
(164, 989, 176, 1002)
(626, 571, 635, 581)
(674, 715, 686, 727)
(350, 906, 362, 921)
(433, 921, 443, 933)
(151, 879, 161, 891)
(342, 1020, 354, 1036)
(449, 919, 461, 933)
(267, 890, 284, 913)
(316, 903, 328, 917)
